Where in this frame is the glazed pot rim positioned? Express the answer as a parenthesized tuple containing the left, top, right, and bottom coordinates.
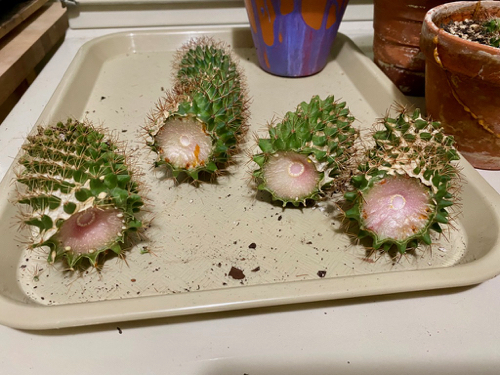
(423, 1, 500, 55)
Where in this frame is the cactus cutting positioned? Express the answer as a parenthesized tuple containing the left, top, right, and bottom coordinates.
(147, 37, 249, 181)
(252, 95, 358, 206)
(344, 108, 460, 254)
(16, 119, 144, 270)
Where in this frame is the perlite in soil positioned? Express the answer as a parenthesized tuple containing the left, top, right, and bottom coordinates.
(146, 37, 249, 181)
(15, 119, 144, 270)
(344, 108, 461, 254)
(252, 95, 358, 206)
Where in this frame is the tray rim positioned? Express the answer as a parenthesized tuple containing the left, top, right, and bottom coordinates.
(1, 26, 500, 330)
(2, 252, 500, 330)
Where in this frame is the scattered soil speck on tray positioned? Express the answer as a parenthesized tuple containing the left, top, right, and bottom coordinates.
(229, 266, 245, 280)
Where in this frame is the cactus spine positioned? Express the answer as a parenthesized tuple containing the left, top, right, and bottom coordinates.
(252, 95, 357, 206)
(344, 108, 460, 253)
(147, 37, 249, 181)
(16, 119, 144, 270)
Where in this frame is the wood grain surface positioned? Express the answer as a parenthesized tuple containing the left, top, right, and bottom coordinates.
(0, 2, 67, 119)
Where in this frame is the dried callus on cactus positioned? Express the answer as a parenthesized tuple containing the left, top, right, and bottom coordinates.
(16, 119, 144, 270)
(252, 95, 357, 206)
(147, 37, 249, 181)
(344, 108, 460, 253)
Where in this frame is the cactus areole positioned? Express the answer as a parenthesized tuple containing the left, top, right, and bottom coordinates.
(147, 38, 248, 181)
(253, 95, 357, 206)
(345, 109, 460, 253)
(16, 119, 144, 270)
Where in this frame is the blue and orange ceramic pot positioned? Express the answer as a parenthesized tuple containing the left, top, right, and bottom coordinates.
(244, 0, 349, 77)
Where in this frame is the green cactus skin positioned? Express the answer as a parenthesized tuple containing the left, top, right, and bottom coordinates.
(16, 119, 144, 270)
(344, 108, 460, 254)
(147, 37, 249, 181)
(252, 95, 357, 207)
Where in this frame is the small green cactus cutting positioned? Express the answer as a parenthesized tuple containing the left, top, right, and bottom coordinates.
(344, 108, 460, 253)
(252, 95, 358, 206)
(16, 119, 144, 270)
(146, 37, 249, 181)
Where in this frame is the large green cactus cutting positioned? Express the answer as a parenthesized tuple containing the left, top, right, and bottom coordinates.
(147, 37, 249, 181)
(344, 108, 460, 253)
(252, 95, 358, 206)
(16, 119, 144, 270)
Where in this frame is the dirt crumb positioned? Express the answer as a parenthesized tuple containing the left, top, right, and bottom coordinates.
(228, 266, 245, 280)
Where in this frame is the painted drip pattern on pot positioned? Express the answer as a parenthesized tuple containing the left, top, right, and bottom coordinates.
(244, 0, 349, 77)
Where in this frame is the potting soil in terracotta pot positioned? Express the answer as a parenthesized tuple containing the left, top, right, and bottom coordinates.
(421, 1, 500, 170)
(373, 0, 447, 95)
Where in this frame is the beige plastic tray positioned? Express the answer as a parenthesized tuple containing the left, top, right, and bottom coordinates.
(1, 26, 500, 330)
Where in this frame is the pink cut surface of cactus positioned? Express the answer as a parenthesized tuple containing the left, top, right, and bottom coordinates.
(362, 176, 432, 241)
(56, 208, 123, 254)
(155, 118, 212, 169)
(263, 152, 320, 200)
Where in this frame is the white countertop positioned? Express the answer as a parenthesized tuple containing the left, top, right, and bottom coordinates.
(1, 21, 500, 375)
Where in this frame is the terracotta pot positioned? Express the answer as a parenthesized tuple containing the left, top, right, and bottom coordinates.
(244, 0, 349, 77)
(373, 0, 448, 95)
(420, 1, 500, 170)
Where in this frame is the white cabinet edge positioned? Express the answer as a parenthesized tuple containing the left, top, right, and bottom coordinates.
(66, 1, 374, 29)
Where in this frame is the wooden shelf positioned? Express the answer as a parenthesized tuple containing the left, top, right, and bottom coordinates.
(0, 2, 68, 121)
(0, 0, 50, 40)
